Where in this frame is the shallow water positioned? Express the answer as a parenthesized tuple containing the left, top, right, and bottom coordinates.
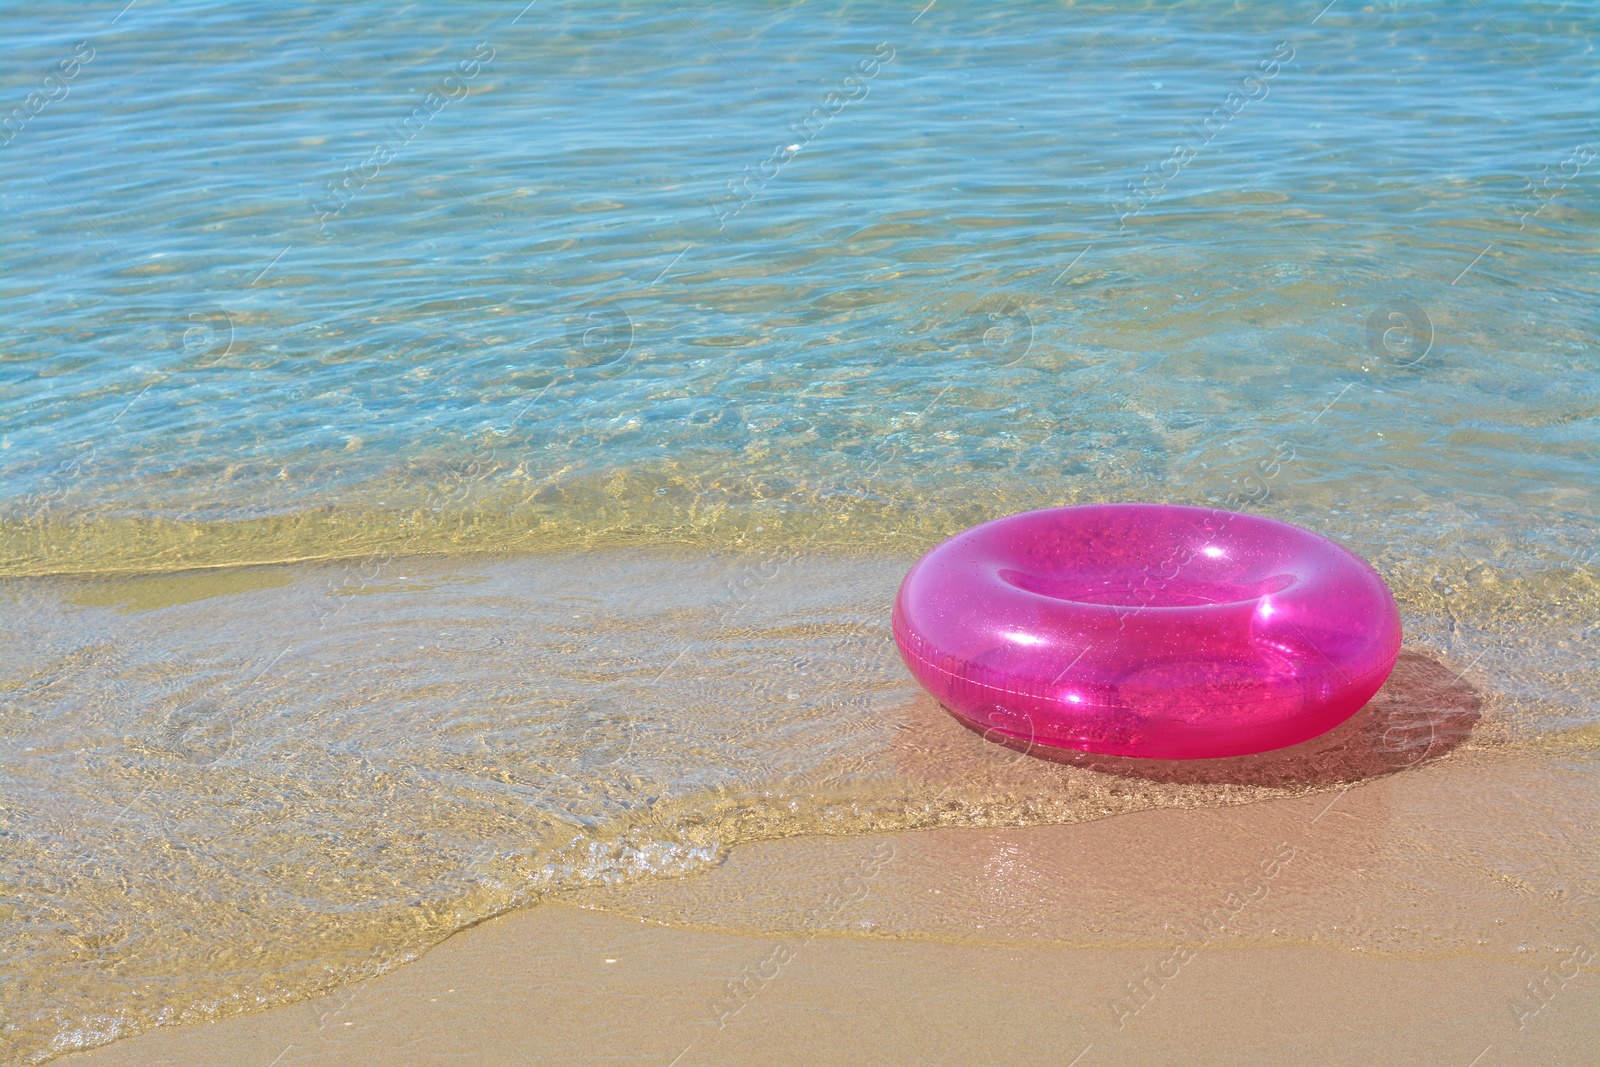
(2, 1, 1597, 1062)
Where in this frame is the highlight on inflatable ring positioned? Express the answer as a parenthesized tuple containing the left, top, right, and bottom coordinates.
(892, 503, 1403, 760)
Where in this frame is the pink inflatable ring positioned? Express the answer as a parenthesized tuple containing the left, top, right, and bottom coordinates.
(892, 503, 1403, 760)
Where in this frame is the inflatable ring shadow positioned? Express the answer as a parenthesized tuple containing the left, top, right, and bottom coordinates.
(948, 650, 1480, 787)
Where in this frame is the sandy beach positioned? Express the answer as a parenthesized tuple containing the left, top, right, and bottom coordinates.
(7, 542, 1599, 1065)
(58, 738, 1600, 1066)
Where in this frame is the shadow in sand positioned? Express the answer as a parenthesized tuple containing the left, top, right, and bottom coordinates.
(952, 651, 1481, 788)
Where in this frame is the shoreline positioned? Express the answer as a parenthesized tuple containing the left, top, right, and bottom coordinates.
(58, 743, 1600, 1065)
(6, 547, 1596, 1065)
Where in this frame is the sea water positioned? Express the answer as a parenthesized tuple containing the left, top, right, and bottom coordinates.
(2, 1, 1596, 1061)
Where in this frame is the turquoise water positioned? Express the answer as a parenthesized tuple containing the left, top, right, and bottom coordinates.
(3, 1, 1598, 1062)
(4, 0, 1595, 565)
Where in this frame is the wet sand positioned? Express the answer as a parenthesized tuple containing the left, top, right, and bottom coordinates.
(10, 546, 1598, 1064)
(59, 740, 1600, 1066)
